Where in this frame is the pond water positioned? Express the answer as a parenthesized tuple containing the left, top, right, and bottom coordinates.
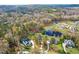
(45, 30, 62, 37)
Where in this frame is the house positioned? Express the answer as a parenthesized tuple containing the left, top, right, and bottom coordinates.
(20, 37, 32, 46)
(63, 39, 75, 48)
(62, 39, 75, 53)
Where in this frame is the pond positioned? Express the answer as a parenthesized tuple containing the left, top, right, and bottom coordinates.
(44, 30, 62, 37)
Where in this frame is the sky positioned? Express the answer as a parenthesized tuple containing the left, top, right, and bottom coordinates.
(0, 0, 79, 5)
